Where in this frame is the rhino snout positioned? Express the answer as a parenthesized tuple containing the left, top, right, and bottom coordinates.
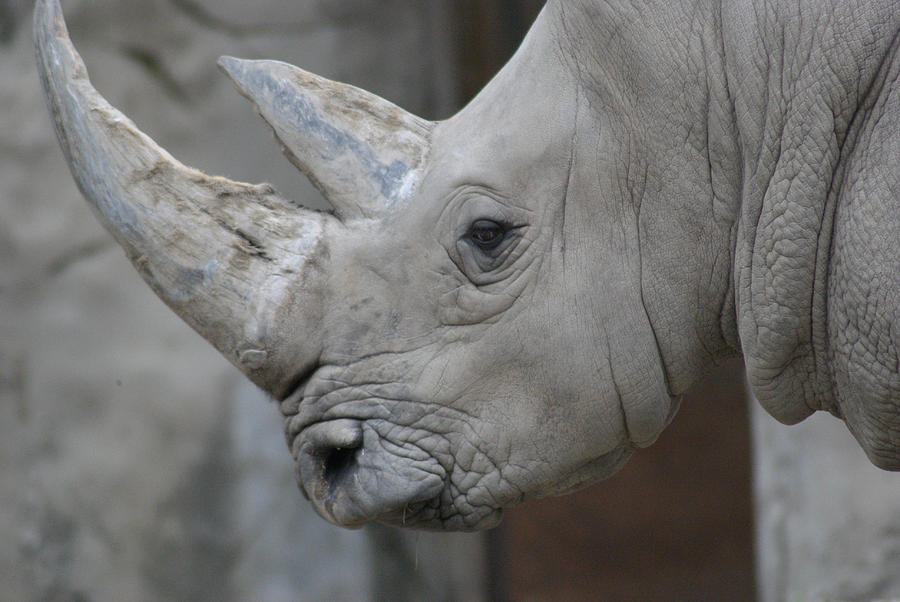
(295, 419, 446, 528)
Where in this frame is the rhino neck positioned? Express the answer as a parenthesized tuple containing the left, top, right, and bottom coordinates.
(724, 0, 899, 423)
(553, 1, 747, 397)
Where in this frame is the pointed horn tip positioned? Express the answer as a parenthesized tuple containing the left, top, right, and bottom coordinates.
(34, 0, 89, 84)
(217, 55, 316, 87)
(216, 55, 242, 75)
(217, 55, 258, 95)
(35, 0, 66, 41)
(217, 55, 270, 81)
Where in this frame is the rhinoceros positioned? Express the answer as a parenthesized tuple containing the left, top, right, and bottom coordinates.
(35, 0, 899, 530)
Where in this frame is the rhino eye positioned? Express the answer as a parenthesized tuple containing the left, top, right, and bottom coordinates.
(468, 219, 507, 251)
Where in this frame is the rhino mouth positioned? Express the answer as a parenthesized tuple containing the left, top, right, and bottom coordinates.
(280, 374, 505, 530)
(279, 362, 639, 530)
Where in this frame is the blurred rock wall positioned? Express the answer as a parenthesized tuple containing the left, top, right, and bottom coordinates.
(0, 1, 484, 599)
(752, 404, 900, 602)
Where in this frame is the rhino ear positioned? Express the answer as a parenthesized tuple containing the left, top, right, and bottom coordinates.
(218, 56, 433, 219)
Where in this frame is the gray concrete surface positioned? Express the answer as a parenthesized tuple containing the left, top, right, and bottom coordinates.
(753, 403, 900, 601)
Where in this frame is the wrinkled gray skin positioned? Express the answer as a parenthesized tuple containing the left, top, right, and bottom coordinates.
(36, 0, 899, 530)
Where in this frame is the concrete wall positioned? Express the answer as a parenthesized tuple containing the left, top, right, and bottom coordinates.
(753, 402, 900, 601)
(0, 1, 484, 599)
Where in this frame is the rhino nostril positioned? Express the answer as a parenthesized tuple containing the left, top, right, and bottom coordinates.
(298, 419, 364, 502)
(323, 445, 358, 488)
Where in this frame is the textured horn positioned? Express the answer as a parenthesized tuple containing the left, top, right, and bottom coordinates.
(35, 0, 328, 397)
(218, 56, 432, 219)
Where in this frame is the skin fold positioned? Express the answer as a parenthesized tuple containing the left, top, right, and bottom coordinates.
(35, 0, 899, 531)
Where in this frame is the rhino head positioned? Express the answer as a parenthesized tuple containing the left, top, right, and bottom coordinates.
(35, 0, 670, 530)
(36, 0, 900, 530)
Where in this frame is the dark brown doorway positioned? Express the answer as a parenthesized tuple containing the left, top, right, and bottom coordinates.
(493, 360, 756, 601)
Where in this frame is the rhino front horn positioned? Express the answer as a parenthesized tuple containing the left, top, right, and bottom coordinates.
(218, 56, 433, 219)
(34, 0, 328, 397)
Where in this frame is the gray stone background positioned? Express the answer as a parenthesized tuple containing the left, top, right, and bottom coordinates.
(0, 1, 485, 599)
(752, 406, 900, 602)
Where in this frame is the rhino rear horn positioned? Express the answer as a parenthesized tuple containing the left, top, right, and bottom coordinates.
(34, 0, 328, 396)
(218, 56, 433, 219)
